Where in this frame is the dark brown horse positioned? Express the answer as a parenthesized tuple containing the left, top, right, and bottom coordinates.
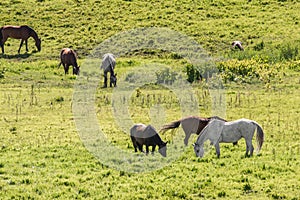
(0, 25, 41, 54)
(160, 116, 237, 146)
(58, 48, 80, 75)
(130, 124, 167, 157)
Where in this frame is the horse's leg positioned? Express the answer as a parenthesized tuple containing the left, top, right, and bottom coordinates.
(131, 138, 138, 152)
(145, 145, 149, 155)
(152, 145, 156, 155)
(184, 135, 189, 146)
(103, 72, 108, 88)
(1, 35, 8, 54)
(245, 139, 254, 157)
(25, 39, 28, 52)
(64, 64, 69, 75)
(182, 127, 191, 145)
(0, 40, 3, 54)
(109, 73, 112, 87)
(18, 39, 24, 54)
(137, 143, 143, 152)
(133, 142, 137, 152)
(249, 141, 254, 156)
(214, 142, 221, 158)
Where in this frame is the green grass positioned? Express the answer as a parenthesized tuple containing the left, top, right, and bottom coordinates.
(1, 0, 300, 59)
(1, 0, 300, 199)
(1, 57, 299, 199)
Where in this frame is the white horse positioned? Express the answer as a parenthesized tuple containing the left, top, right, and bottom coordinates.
(193, 118, 264, 158)
(100, 53, 117, 87)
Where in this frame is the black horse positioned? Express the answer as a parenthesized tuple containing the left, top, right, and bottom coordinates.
(130, 124, 167, 157)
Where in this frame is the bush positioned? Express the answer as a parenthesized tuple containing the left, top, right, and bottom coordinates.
(253, 41, 265, 51)
(185, 64, 202, 83)
(216, 59, 281, 84)
(155, 68, 178, 85)
(280, 43, 299, 61)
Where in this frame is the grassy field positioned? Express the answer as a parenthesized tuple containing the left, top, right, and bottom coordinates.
(1, 0, 300, 199)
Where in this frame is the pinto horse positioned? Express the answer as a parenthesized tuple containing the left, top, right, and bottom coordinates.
(0, 25, 41, 54)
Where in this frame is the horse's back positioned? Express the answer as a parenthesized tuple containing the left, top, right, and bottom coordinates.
(225, 118, 253, 126)
(181, 116, 207, 134)
(130, 124, 146, 137)
(101, 53, 116, 70)
(130, 124, 163, 145)
(1, 25, 32, 39)
(223, 118, 257, 136)
(60, 48, 78, 66)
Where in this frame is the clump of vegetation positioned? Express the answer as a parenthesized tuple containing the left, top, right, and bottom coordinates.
(253, 41, 265, 51)
(279, 43, 299, 61)
(185, 64, 202, 83)
(0, 68, 6, 79)
(55, 96, 64, 102)
(155, 68, 178, 85)
(216, 59, 281, 84)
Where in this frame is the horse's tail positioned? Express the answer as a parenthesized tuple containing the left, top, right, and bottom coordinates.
(252, 121, 264, 153)
(159, 120, 181, 134)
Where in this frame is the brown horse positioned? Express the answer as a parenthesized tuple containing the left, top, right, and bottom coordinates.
(160, 116, 237, 146)
(0, 25, 41, 54)
(58, 48, 80, 75)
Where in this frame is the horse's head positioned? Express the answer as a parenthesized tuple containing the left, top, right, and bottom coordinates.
(193, 143, 204, 158)
(35, 38, 41, 51)
(158, 142, 168, 157)
(73, 65, 80, 75)
(110, 73, 117, 87)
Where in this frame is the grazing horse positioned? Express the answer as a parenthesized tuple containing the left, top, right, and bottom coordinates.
(58, 48, 80, 75)
(130, 124, 168, 157)
(0, 25, 41, 54)
(100, 53, 117, 87)
(160, 116, 233, 145)
(193, 118, 264, 158)
(232, 41, 244, 51)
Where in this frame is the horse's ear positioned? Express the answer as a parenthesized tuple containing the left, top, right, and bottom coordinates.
(115, 73, 117, 77)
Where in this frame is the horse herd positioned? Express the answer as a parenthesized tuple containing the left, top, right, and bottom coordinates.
(0, 25, 117, 88)
(1, 25, 263, 158)
(131, 116, 264, 158)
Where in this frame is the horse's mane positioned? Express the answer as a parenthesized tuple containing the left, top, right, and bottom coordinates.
(25, 26, 38, 38)
(196, 119, 224, 145)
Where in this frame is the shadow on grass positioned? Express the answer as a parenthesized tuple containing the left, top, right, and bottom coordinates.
(0, 52, 35, 59)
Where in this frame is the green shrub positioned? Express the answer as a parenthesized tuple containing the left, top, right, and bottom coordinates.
(155, 68, 178, 85)
(280, 43, 299, 61)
